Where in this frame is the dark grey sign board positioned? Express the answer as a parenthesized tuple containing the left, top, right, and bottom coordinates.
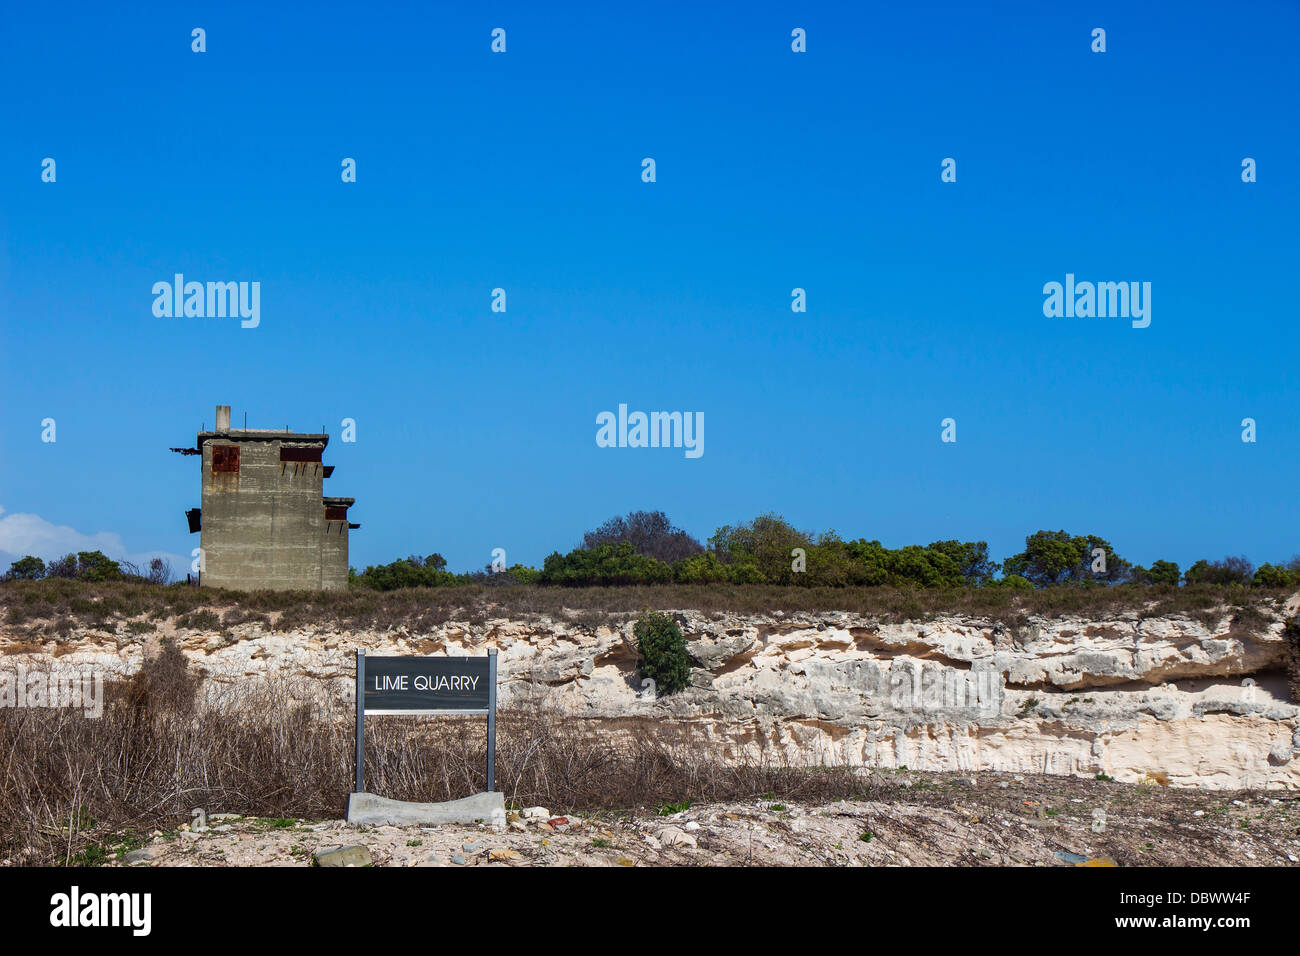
(354, 649, 497, 794)
(363, 655, 492, 714)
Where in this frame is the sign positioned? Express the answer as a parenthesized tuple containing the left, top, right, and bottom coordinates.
(354, 649, 498, 794)
(363, 655, 492, 714)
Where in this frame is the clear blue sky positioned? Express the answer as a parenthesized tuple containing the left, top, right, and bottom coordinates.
(1, 1, 1297, 576)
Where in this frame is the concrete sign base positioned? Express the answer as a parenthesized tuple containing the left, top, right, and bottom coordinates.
(346, 791, 506, 828)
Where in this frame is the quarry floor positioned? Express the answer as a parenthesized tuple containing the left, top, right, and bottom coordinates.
(103, 770, 1300, 868)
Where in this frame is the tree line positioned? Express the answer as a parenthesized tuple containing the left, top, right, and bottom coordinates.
(4, 513, 1294, 592)
(1, 552, 173, 585)
(345, 511, 1300, 592)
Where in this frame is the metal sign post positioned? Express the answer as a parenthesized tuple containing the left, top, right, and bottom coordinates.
(355, 649, 366, 793)
(486, 649, 497, 793)
(354, 648, 498, 795)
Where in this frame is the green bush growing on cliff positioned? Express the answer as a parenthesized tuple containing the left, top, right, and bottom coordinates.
(634, 611, 691, 696)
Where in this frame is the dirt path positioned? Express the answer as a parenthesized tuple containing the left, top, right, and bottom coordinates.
(104, 771, 1300, 867)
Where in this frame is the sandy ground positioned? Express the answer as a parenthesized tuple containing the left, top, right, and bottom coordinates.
(104, 770, 1300, 868)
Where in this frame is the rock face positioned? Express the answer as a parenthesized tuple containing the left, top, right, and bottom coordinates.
(5, 594, 1299, 790)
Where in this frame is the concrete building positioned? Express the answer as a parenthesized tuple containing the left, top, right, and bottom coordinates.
(174, 405, 358, 590)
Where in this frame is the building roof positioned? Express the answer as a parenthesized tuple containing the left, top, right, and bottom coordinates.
(171, 429, 330, 454)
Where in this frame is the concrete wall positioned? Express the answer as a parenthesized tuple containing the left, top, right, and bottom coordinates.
(200, 439, 349, 591)
(320, 517, 350, 591)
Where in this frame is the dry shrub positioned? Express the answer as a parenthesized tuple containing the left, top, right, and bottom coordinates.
(4, 577, 1297, 638)
(120, 639, 199, 716)
(0, 660, 871, 864)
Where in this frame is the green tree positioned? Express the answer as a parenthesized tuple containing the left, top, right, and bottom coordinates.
(1002, 530, 1130, 586)
(539, 542, 672, 586)
(926, 540, 996, 586)
(1253, 563, 1297, 588)
(75, 551, 122, 582)
(800, 533, 858, 587)
(673, 551, 731, 584)
(4, 555, 46, 581)
(1133, 559, 1180, 585)
(710, 514, 812, 585)
(843, 539, 891, 586)
(1145, 559, 1181, 586)
(884, 545, 964, 588)
(1184, 556, 1254, 586)
(634, 611, 692, 695)
(354, 554, 458, 590)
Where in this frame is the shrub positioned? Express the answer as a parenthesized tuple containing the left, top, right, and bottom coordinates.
(0, 691, 876, 865)
(353, 555, 459, 591)
(634, 611, 692, 695)
(540, 543, 673, 586)
(75, 551, 122, 583)
(996, 574, 1034, 590)
(1184, 556, 1254, 586)
(1252, 563, 1297, 588)
(3, 556, 46, 581)
(673, 551, 731, 584)
(1135, 560, 1181, 586)
(124, 639, 200, 716)
(145, 558, 172, 586)
(47, 554, 78, 579)
(176, 609, 221, 630)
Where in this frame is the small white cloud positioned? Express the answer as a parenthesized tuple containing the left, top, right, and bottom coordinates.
(0, 510, 125, 558)
(0, 506, 186, 575)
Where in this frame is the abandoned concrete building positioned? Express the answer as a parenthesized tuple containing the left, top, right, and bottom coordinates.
(172, 405, 358, 590)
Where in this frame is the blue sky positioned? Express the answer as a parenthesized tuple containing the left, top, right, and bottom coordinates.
(1, 1, 1297, 576)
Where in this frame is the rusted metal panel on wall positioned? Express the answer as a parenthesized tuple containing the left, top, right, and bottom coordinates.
(325, 506, 349, 520)
(212, 445, 240, 473)
(280, 446, 323, 463)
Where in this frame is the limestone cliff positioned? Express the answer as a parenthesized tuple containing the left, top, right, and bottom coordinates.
(5, 593, 1299, 790)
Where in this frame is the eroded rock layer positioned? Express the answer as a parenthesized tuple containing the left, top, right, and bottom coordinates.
(5, 594, 1299, 789)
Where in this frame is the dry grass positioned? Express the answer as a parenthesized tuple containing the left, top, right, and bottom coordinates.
(1, 578, 1292, 636)
(0, 648, 870, 865)
(2, 581, 1295, 865)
